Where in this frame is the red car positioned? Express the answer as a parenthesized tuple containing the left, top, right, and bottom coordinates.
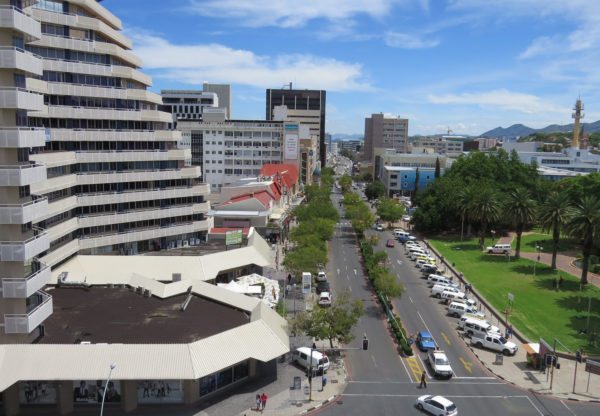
(386, 239, 395, 248)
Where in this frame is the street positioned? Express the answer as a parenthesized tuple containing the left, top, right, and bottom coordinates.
(316, 184, 600, 416)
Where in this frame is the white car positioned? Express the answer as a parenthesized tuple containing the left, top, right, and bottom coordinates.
(375, 224, 384, 231)
(431, 284, 463, 298)
(427, 350, 454, 379)
(318, 292, 332, 306)
(402, 215, 412, 222)
(416, 395, 458, 416)
(316, 271, 327, 282)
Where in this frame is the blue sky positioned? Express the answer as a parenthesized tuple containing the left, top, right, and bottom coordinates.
(103, 0, 600, 136)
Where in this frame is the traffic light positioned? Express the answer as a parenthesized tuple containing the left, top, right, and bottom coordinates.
(362, 336, 369, 351)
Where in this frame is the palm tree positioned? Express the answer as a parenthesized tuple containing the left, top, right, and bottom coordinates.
(457, 186, 477, 241)
(565, 196, 600, 285)
(504, 188, 537, 258)
(468, 187, 500, 249)
(537, 191, 573, 269)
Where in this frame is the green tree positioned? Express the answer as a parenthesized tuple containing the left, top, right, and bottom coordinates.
(468, 187, 500, 249)
(373, 270, 404, 299)
(537, 191, 573, 269)
(298, 290, 365, 348)
(435, 157, 441, 179)
(345, 201, 376, 235)
(503, 188, 537, 258)
(282, 245, 327, 278)
(564, 196, 600, 285)
(377, 198, 405, 223)
(365, 180, 386, 200)
(339, 148, 356, 162)
(362, 172, 373, 183)
(456, 185, 478, 241)
(339, 174, 352, 194)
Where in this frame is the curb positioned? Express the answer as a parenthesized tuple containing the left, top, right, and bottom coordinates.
(300, 395, 338, 415)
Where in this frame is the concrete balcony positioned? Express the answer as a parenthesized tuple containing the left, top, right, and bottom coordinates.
(74, 148, 190, 163)
(0, 228, 49, 262)
(0, 46, 43, 75)
(76, 167, 201, 185)
(0, 197, 48, 224)
(30, 151, 77, 168)
(47, 217, 79, 242)
(77, 184, 209, 206)
(0, 127, 45, 148)
(0, 5, 41, 40)
(46, 83, 161, 104)
(41, 59, 150, 85)
(141, 109, 173, 123)
(2, 263, 51, 298)
(3, 290, 53, 334)
(79, 219, 212, 250)
(25, 77, 47, 94)
(0, 163, 46, 186)
(39, 238, 79, 267)
(70, 0, 123, 31)
(111, 64, 152, 86)
(0, 87, 44, 111)
(30, 173, 76, 195)
(78, 203, 208, 228)
(45, 128, 180, 142)
(40, 195, 77, 222)
(31, 9, 131, 49)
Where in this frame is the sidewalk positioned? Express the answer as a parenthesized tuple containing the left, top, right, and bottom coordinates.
(423, 240, 600, 402)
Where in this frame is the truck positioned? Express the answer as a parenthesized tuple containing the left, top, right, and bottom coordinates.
(470, 333, 518, 356)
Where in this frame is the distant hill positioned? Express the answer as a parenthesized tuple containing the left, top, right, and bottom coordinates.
(332, 133, 363, 141)
(482, 120, 600, 138)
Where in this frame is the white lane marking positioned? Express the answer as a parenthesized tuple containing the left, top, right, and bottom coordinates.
(451, 376, 497, 380)
(371, 355, 378, 368)
(397, 349, 413, 381)
(397, 259, 403, 265)
(337, 268, 340, 275)
(525, 396, 545, 416)
(342, 394, 535, 398)
(416, 354, 429, 377)
(408, 296, 414, 304)
(346, 275, 349, 281)
(347, 380, 506, 385)
(560, 400, 577, 416)
(353, 268, 357, 276)
(417, 311, 438, 347)
(348, 285, 352, 292)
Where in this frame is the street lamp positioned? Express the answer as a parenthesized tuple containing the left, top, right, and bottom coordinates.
(100, 362, 116, 416)
(293, 283, 297, 316)
(533, 245, 543, 278)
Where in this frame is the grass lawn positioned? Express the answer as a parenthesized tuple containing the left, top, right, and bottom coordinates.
(429, 236, 600, 355)
(518, 232, 582, 256)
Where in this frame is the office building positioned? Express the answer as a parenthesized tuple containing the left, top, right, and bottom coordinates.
(339, 140, 362, 153)
(411, 136, 463, 155)
(0, 0, 211, 344)
(265, 87, 326, 168)
(161, 83, 232, 128)
(502, 142, 600, 174)
(364, 113, 408, 163)
(203, 82, 231, 119)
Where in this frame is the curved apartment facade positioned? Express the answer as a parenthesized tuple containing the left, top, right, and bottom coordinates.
(1, 0, 211, 343)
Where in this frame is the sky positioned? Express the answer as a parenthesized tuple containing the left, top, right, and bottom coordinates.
(103, 0, 600, 136)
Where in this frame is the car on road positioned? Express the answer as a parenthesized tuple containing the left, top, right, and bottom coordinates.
(318, 291, 332, 306)
(316, 280, 330, 294)
(421, 264, 440, 274)
(471, 332, 518, 355)
(416, 259, 436, 268)
(416, 331, 437, 351)
(376, 224, 384, 231)
(402, 215, 412, 222)
(386, 239, 395, 247)
(416, 395, 458, 416)
(316, 271, 327, 282)
(431, 284, 463, 298)
(447, 301, 483, 318)
(427, 350, 454, 379)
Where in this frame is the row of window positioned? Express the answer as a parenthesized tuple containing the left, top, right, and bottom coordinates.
(27, 46, 124, 67)
(79, 215, 202, 237)
(80, 197, 201, 216)
(44, 95, 148, 111)
(47, 141, 171, 152)
(43, 71, 141, 89)
(29, 118, 161, 131)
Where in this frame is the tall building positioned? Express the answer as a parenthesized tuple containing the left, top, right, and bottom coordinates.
(364, 113, 409, 163)
(161, 89, 219, 124)
(0, 0, 211, 343)
(203, 82, 231, 119)
(265, 87, 326, 167)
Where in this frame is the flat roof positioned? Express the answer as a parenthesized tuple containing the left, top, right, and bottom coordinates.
(41, 287, 249, 344)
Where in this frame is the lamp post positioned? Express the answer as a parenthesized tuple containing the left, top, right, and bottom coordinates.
(100, 363, 116, 416)
(533, 245, 543, 278)
(293, 283, 297, 316)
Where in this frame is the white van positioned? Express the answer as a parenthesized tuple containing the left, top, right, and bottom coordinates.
(447, 301, 483, 318)
(292, 347, 330, 373)
(486, 243, 511, 254)
(460, 317, 501, 338)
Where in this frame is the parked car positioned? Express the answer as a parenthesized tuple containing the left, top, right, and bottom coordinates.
(318, 292, 332, 307)
(459, 317, 501, 338)
(416, 395, 458, 416)
(316, 271, 327, 282)
(376, 224, 384, 231)
(447, 301, 483, 318)
(421, 264, 440, 275)
(386, 239, 395, 248)
(431, 284, 463, 298)
(427, 350, 454, 379)
(292, 347, 330, 373)
(471, 333, 518, 356)
(316, 281, 330, 294)
(416, 330, 437, 351)
(486, 243, 511, 254)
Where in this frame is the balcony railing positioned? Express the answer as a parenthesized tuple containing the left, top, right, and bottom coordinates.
(2, 262, 51, 298)
(0, 195, 48, 224)
(0, 162, 47, 186)
(0, 226, 49, 262)
(3, 290, 53, 334)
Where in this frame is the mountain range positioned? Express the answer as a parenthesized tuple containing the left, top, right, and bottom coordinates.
(481, 120, 600, 138)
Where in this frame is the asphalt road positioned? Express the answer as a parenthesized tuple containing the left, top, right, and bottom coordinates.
(318, 186, 600, 416)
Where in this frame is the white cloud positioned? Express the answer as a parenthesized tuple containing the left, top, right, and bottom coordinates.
(427, 89, 568, 114)
(518, 36, 561, 59)
(187, 0, 403, 28)
(384, 32, 439, 48)
(129, 32, 372, 92)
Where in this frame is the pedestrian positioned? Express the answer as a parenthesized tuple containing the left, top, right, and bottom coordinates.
(555, 277, 559, 290)
(260, 392, 267, 411)
(287, 273, 292, 284)
(321, 375, 328, 391)
(559, 275, 564, 288)
(419, 371, 427, 388)
(255, 394, 261, 411)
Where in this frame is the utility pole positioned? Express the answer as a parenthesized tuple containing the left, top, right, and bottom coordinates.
(550, 339, 557, 390)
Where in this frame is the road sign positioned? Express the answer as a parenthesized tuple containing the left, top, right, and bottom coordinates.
(302, 273, 311, 294)
(585, 359, 600, 376)
(225, 229, 243, 246)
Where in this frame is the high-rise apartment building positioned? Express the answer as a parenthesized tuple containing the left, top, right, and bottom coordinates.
(364, 113, 409, 163)
(161, 89, 219, 123)
(0, 0, 210, 343)
(203, 82, 231, 119)
(265, 88, 326, 167)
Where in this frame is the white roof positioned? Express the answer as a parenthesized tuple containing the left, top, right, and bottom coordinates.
(0, 280, 288, 390)
(50, 228, 273, 286)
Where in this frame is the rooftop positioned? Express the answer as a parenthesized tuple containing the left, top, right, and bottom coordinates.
(41, 287, 249, 344)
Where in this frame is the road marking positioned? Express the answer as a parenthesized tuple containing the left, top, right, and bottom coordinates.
(342, 394, 537, 398)
(525, 396, 545, 416)
(371, 355, 378, 368)
(441, 331, 451, 346)
(348, 285, 352, 292)
(353, 268, 357, 276)
(396, 259, 403, 265)
(560, 400, 577, 416)
(416, 312, 439, 348)
(346, 274, 349, 280)
(404, 356, 423, 382)
(337, 268, 340, 275)
(408, 296, 414, 304)
(451, 376, 495, 380)
(458, 357, 473, 374)
(397, 347, 413, 381)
